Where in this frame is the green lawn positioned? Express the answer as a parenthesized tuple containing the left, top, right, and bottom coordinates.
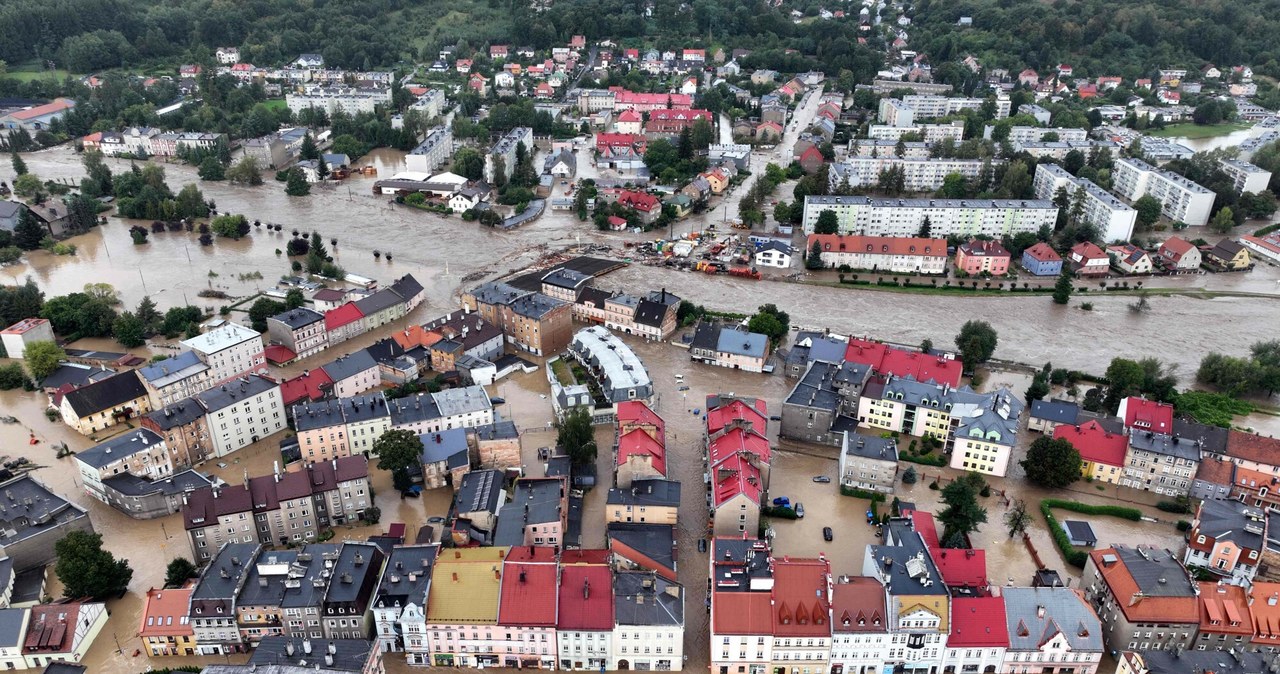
(1, 64, 71, 83)
(1145, 122, 1250, 139)
(263, 99, 288, 112)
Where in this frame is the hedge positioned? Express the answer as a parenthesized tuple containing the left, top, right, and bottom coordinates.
(1156, 500, 1192, 514)
(900, 452, 947, 467)
(840, 486, 887, 502)
(1040, 499, 1144, 568)
(762, 505, 798, 520)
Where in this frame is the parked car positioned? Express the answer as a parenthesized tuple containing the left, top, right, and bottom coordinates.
(698, 538, 707, 553)
(772, 496, 790, 507)
(401, 485, 422, 498)
(823, 527, 833, 542)
(795, 503, 805, 518)
(812, 476, 831, 483)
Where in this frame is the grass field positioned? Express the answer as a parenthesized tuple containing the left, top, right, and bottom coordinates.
(1145, 122, 1251, 139)
(1, 64, 71, 83)
(263, 99, 288, 112)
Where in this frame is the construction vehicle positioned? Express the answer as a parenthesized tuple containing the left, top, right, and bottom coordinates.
(727, 267, 761, 279)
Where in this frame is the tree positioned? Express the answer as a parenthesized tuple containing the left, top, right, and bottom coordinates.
(557, 407, 598, 464)
(814, 209, 839, 235)
(1134, 195, 1162, 230)
(1020, 436, 1083, 488)
(13, 207, 45, 250)
(198, 156, 226, 181)
(954, 320, 998, 371)
(0, 363, 28, 390)
(937, 479, 987, 548)
(690, 118, 714, 151)
(12, 173, 42, 198)
(1052, 267, 1073, 305)
(1025, 371, 1050, 402)
(374, 429, 423, 474)
(901, 466, 918, 484)
(300, 133, 320, 161)
(135, 296, 162, 336)
(285, 289, 305, 309)
(748, 303, 790, 347)
(453, 148, 485, 180)
(941, 172, 968, 198)
(1004, 499, 1032, 538)
(226, 157, 264, 186)
(247, 297, 286, 333)
(54, 530, 133, 600)
(1209, 206, 1235, 234)
(23, 341, 64, 380)
(285, 168, 311, 196)
(806, 240, 825, 270)
(130, 225, 149, 244)
(175, 183, 210, 219)
(211, 214, 250, 239)
(112, 311, 146, 348)
(164, 557, 198, 588)
(10, 150, 26, 176)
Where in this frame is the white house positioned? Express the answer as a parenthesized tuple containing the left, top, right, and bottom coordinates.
(754, 240, 792, 268)
(180, 322, 267, 386)
(193, 374, 285, 458)
(216, 47, 241, 64)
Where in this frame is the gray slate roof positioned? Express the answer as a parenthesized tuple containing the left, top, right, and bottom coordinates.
(453, 469, 504, 515)
(1196, 499, 1265, 551)
(193, 543, 260, 600)
(62, 371, 147, 416)
(1112, 545, 1197, 597)
(321, 350, 378, 382)
(77, 429, 165, 469)
(195, 374, 278, 413)
(608, 523, 676, 573)
(844, 431, 898, 462)
(1128, 430, 1201, 461)
(249, 635, 372, 672)
(1029, 399, 1079, 424)
(606, 479, 681, 508)
(376, 544, 439, 608)
(270, 308, 325, 330)
(0, 475, 90, 553)
(145, 398, 206, 430)
(1002, 587, 1103, 653)
(614, 571, 683, 626)
(102, 468, 213, 496)
(716, 327, 768, 358)
(0, 608, 26, 648)
(418, 428, 469, 467)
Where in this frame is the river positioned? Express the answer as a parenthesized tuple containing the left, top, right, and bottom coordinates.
(1166, 128, 1255, 153)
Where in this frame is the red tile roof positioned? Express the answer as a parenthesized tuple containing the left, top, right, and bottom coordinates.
(1023, 242, 1061, 262)
(649, 109, 711, 122)
(771, 558, 831, 637)
(1088, 548, 1199, 624)
(832, 577, 887, 633)
(618, 109, 642, 122)
(280, 369, 332, 406)
(844, 338, 962, 387)
(499, 548, 559, 627)
(618, 400, 665, 433)
(933, 548, 988, 590)
(808, 234, 947, 258)
(1227, 431, 1280, 466)
(610, 88, 693, 108)
(557, 564, 614, 630)
(618, 428, 666, 475)
(1249, 582, 1280, 646)
(1055, 420, 1127, 469)
(1121, 397, 1173, 434)
(706, 398, 767, 435)
(324, 303, 365, 330)
(958, 239, 1011, 258)
(708, 427, 771, 468)
(713, 591, 774, 635)
(1198, 582, 1253, 637)
(561, 549, 610, 565)
(619, 190, 660, 213)
(24, 602, 81, 652)
(949, 597, 1010, 647)
(1071, 241, 1108, 260)
(139, 585, 195, 638)
(908, 510, 941, 549)
(263, 344, 297, 364)
(9, 98, 74, 121)
(712, 454, 763, 507)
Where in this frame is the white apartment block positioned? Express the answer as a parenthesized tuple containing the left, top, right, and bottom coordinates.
(902, 94, 1009, 119)
(878, 98, 914, 127)
(486, 126, 533, 183)
(1016, 140, 1120, 161)
(1219, 158, 1272, 195)
(802, 195, 1057, 239)
(829, 157, 998, 192)
(1018, 104, 1052, 124)
(410, 89, 447, 119)
(195, 375, 286, 458)
(405, 126, 454, 174)
(1002, 126, 1088, 144)
(1113, 157, 1215, 227)
(847, 140, 932, 159)
(286, 85, 392, 116)
(1032, 163, 1137, 242)
(74, 429, 174, 504)
(866, 122, 965, 143)
(181, 323, 267, 385)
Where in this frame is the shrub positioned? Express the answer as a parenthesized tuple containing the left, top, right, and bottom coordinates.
(762, 505, 798, 520)
(929, 480, 940, 490)
(840, 486, 887, 502)
(1157, 499, 1191, 514)
(1176, 520, 1191, 532)
(901, 466, 917, 484)
(979, 485, 991, 497)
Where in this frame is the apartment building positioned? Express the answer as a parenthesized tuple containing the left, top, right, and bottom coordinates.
(266, 308, 328, 361)
(830, 576, 891, 674)
(862, 539, 949, 670)
(780, 360, 871, 445)
(557, 558, 615, 671)
(1113, 158, 1215, 227)
(941, 596, 1007, 674)
(372, 544, 439, 664)
(194, 375, 286, 458)
(1120, 431, 1201, 497)
(838, 431, 899, 494)
(1219, 158, 1272, 194)
(293, 399, 351, 463)
(1002, 126, 1089, 144)
(802, 195, 1057, 238)
(492, 477, 568, 548)
(606, 478, 680, 526)
(424, 547, 511, 667)
(948, 389, 1024, 477)
(1183, 499, 1266, 585)
(1082, 546, 1199, 654)
(1015, 139, 1122, 161)
(486, 127, 533, 183)
(900, 95, 984, 119)
(1032, 163, 1137, 242)
(285, 85, 392, 115)
(74, 429, 174, 504)
(58, 370, 151, 435)
(320, 543, 386, 639)
(615, 401, 667, 488)
(139, 585, 197, 657)
(320, 351, 380, 399)
(277, 543, 343, 640)
(829, 157, 997, 192)
(806, 234, 948, 274)
(182, 456, 372, 561)
(138, 351, 212, 408)
(387, 386, 494, 435)
(234, 549, 295, 646)
(190, 542, 261, 654)
(181, 323, 267, 386)
(866, 122, 965, 144)
(405, 126, 454, 174)
(495, 547, 560, 669)
(1002, 587, 1104, 674)
(611, 571, 685, 671)
(878, 98, 915, 126)
(847, 139, 932, 159)
(0, 475, 94, 572)
(767, 558, 833, 674)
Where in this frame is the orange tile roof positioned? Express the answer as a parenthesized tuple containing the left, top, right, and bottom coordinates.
(807, 234, 947, 258)
(139, 585, 195, 638)
(1227, 431, 1280, 466)
(1249, 582, 1280, 646)
(713, 591, 774, 635)
(1088, 547, 1198, 625)
(771, 558, 831, 637)
(1198, 582, 1252, 637)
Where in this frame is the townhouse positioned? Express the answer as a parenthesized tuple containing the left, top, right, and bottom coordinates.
(247, 636, 384, 674)
(768, 558, 834, 674)
(710, 539, 778, 674)
(1032, 163, 1137, 242)
(417, 311, 506, 373)
(942, 597, 1007, 674)
(16, 601, 108, 670)
(1113, 158, 1215, 227)
(558, 554, 615, 671)
(828, 157, 999, 193)
(1054, 420, 1127, 484)
(1156, 236, 1202, 271)
(139, 584, 197, 657)
(690, 323, 771, 373)
(424, 547, 510, 667)
(780, 359, 872, 445)
(372, 544, 439, 664)
(706, 397, 772, 537)
(355, 287, 411, 333)
(606, 478, 680, 527)
(839, 431, 900, 494)
(1002, 587, 1104, 674)
(1194, 582, 1253, 653)
(862, 539, 949, 670)
(195, 375, 286, 458)
(802, 195, 1057, 239)
(1083, 546, 1199, 653)
(843, 338, 963, 386)
(1183, 499, 1266, 585)
(1028, 399, 1079, 433)
(449, 469, 507, 546)
(418, 428, 470, 489)
(388, 387, 494, 436)
(563, 326, 655, 415)
(325, 303, 368, 347)
(1120, 429, 1200, 497)
(806, 235, 948, 274)
(137, 400, 208, 467)
(138, 351, 212, 408)
(830, 576, 891, 674)
(278, 543, 342, 640)
(320, 543, 386, 639)
(181, 323, 267, 386)
(321, 351, 380, 399)
(292, 394, 391, 464)
(464, 282, 574, 357)
(235, 550, 295, 646)
(58, 371, 151, 435)
(190, 542, 261, 654)
(615, 401, 667, 488)
(496, 547, 560, 669)
(73, 429, 173, 504)
(266, 308, 329, 362)
(182, 456, 372, 561)
(493, 477, 568, 548)
(612, 571, 685, 671)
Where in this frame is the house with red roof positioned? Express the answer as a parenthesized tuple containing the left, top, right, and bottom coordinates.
(596, 132, 645, 153)
(1021, 241, 1063, 276)
(279, 368, 332, 406)
(1156, 236, 1202, 271)
(617, 190, 662, 224)
(22, 600, 110, 665)
(557, 561, 614, 669)
(906, 511, 989, 593)
(468, 73, 488, 96)
(534, 82, 555, 99)
(843, 338, 962, 387)
(1097, 76, 1123, 90)
(1018, 69, 1040, 86)
(1117, 396, 1173, 435)
(706, 396, 771, 537)
(796, 144, 826, 174)
(1077, 83, 1099, 99)
(1055, 420, 1128, 484)
(496, 547, 559, 668)
(569, 35, 586, 49)
(490, 45, 509, 59)
(324, 302, 367, 346)
(956, 238, 1011, 276)
(615, 401, 667, 487)
(942, 596, 1008, 673)
(644, 108, 712, 135)
(140, 584, 197, 656)
(615, 109, 643, 135)
(1068, 241, 1110, 276)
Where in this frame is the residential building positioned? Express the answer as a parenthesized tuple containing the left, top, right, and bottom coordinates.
(566, 326, 655, 409)
(947, 388, 1023, 477)
(387, 386, 493, 436)
(1002, 126, 1090, 144)
(285, 85, 392, 116)
(615, 401, 667, 488)
(754, 241, 793, 268)
(182, 456, 372, 561)
(181, 323, 267, 386)
(606, 478, 680, 526)
(839, 431, 899, 494)
(492, 477, 567, 547)
(707, 396, 771, 537)
(325, 304, 367, 347)
(862, 538, 949, 668)
(234, 549, 295, 646)
(0, 475, 94, 572)
(424, 546, 510, 667)
(828, 157, 1000, 192)
(830, 576, 890, 674)
(1115, 647, 1276, 674)
(449, 470, 507, 546)
(498, 292, 574, 357)
(266, 309, 328, 362)
(766, 558, 833, 674)
(1219, 159, 1272, 195)
(139, 585, 196, 656)
(0, 319, 53, 360)
(1069, 242, 1111, 276)
(472, 421, 521, 471)
(1015, 140, 1122, 161)
(842, 339, 963, 387)
(1156, 236, 1202, 271)
(1032, 163, 1137, 242)
(1193, 582, 1254, 652)
(709, 539, 777, 674)
(1028, 399, 1079, 433)
(58, 371, 151, 435)
(494, 547, 559, 669)
(1002, 587, 1104, 674)
(247, 636, 383, 674)
(866, 122, 966, 143)
(372, 544, 439, 663)
(486, 127, 533, 183)
(1108, 244, 1154, 275)
(779, 360, 871, 445)
(1055, 420, 1128, 484)
(899, 95, 993, 119)
(608, 523, 677, 580)
(1248, 581, 1280, 651)
(1121, 431, 1200, 497)
(190, 542, 261, 654)
(137, 351, 212, 409)
(1183, 500, 1266, 585)
(18, 601, 108, 670)
(806, 235, 948, 274)
(802, 195, 1057, 239)
(611, 572, 684, 671)
(405, 127, 454, 174)
(73, 429, 174, 504)
(293, 399, 352, 464)
(1018, 242, 1063, 276)
(1113, 158, 1215, 227)
(955, 239, 1011, 275)
(320, 351, 380, 399)
(340, 394, 392, 457)
(195, 375, 285, 458)
(1204, 239, 1252, 271)
(1082, 546, 1199, 654)
(320, 543, 386, 639)
(557, 559, 614, 671)
(418, 428, 470, 489)
(690, 323, 770, 373)
(942, 596, 1007, 674)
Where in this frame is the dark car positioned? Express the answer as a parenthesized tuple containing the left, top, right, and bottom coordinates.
(823, 527, 833, 542)
(698, 538, 707, 553)
(812, 476, 831, 483)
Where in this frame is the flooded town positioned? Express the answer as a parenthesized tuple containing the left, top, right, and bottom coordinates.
(4, 11, 1280, 674)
